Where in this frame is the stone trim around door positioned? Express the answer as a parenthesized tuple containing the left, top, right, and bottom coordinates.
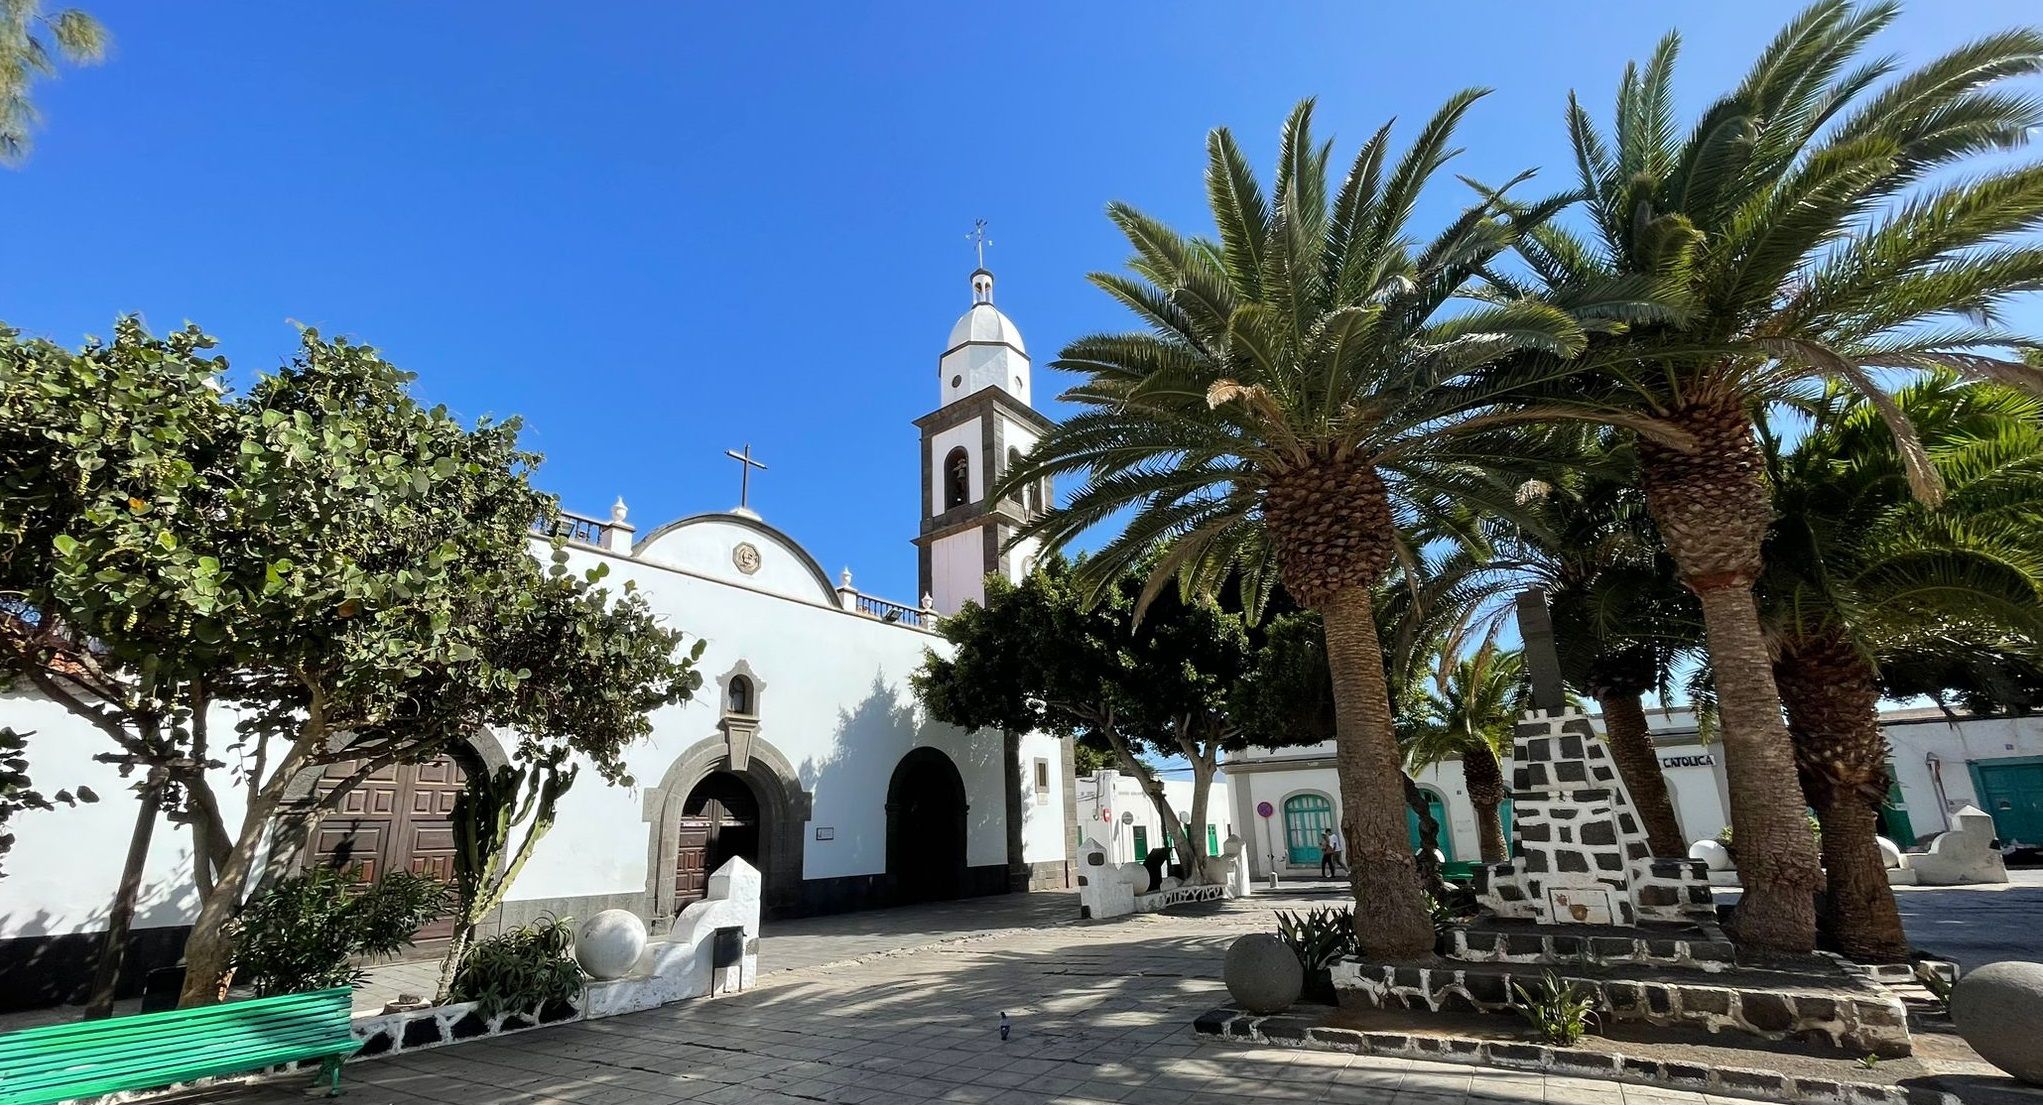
(640, 733, 812, 924)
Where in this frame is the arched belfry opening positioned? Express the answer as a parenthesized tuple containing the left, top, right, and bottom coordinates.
(885, 747, 969, 904)
(943, 447, 971, 509)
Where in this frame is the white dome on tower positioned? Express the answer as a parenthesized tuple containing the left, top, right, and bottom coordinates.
(939, 267, 1032, 407)
(947, 301, 1028, 355)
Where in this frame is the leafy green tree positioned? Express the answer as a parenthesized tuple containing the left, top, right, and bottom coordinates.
(1497, 1, 2043, 950)
(1402, 637, 1525, 863)
(915, 557, 1307, 881)
(1004, 98, 1672, 958)
(233, 865, 449, 997)
(0, 319, 704, 1006)
(1763, 376, 2043, 958)
(1, 1, 107, 164)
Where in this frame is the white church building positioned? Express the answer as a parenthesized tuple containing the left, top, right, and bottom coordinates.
(0, 264, 1077, 1012)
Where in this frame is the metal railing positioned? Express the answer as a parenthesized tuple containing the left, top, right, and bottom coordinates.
(534, 510, 608, 549)
(854, 593, 932, 630)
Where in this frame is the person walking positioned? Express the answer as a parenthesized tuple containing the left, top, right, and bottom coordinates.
(1319, 827, 1346, 878)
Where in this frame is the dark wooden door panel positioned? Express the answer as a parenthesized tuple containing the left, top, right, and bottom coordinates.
(312, 754, 466, 940)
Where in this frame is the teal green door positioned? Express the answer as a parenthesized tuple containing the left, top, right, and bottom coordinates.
(1283, 794, 1333, 864)
(1876, 768, 1916, 847)
(1206, 823, 1220, 856)
(1405, 790, 1454, 861)
(1131, 824, 1149, 861)
(1975, 761, 2043, 845)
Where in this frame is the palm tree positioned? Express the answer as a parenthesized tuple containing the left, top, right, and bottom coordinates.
(1, 1, 107, 164)
(1763, 376, 2043, 959)
(1005, 97, 1678, 958)
(1500, 433, 1701, 857)
(1403, 636, 1525, 863)
(1497, 1, 2043, 951)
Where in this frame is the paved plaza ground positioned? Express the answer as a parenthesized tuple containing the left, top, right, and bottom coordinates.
(155, 880, 1779, 1105)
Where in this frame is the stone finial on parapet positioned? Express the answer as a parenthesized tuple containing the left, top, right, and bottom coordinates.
(605, 497, 637, 553)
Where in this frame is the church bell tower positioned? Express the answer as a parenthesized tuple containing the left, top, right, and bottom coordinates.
(913, 256, 1054, 616)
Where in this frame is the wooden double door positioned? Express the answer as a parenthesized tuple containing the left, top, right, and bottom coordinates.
(311, 754, 466, 939)
(675, 772, 760, 911)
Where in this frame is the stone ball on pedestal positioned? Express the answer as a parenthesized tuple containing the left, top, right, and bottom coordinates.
(1223, 933, 1302, 1014)
(1952, 961, 2043, 1085)
(1688, 839, 1734, 871)
(1877, 836, 1903, 869)
(575, 909, 648, 981)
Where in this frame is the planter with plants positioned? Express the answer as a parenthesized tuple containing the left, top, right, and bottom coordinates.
(1275, 907, 1357, 1005)
(448, 914, 585, 1020)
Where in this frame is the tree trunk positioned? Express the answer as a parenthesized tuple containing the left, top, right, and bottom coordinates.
(82, 774, 163, 1018)
(1402, 773, 1454, 901)
(1776, 635, 1909, 961)
(1323, 585, 1437, 960)
(177, 788, 284, 1007)
(1100, 727, 1201, 880)
(1596, 690, 1687, 857)
(1639, 399, 1821, 954)
(1186, 753, 1215, 877)
(1459, 743, 1508, 864)
(435, 927, 472, 1004)
(1690, 584, 1822, 953)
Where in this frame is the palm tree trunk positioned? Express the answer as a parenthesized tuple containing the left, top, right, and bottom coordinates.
(1640, 399, 1822, 954)
(1776, 635, 1909, 961)
(1690, 584, 1822, 952)
(1460, 744, 1508, 864)
(1322, 584, 1437, 960)
(1595, 691, 1687, 857)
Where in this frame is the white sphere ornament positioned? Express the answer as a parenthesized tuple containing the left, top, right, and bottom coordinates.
(1688, 839, 1735, 871)
(575, 909, 648, 980)
(1951, 961, 2043, 1085)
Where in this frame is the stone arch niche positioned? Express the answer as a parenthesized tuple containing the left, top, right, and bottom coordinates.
(885, 747, 970, 904)
(642, 733, 811, 921)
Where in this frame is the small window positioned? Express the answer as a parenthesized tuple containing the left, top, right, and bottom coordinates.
(1005, 447, 1024, 503)
(1033, 758, 1051, 805)
(943, 447, 971, 509)
(727, 675, 753, 716)
(950, 374, 962, 389)
(1027, 479, 1043, 515)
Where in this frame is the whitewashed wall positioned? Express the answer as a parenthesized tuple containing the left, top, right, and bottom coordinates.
(1074, 770, 1234, 865)
(0, 516, 1061, 942)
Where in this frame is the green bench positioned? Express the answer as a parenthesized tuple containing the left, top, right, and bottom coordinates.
(0, 986, 361, 1104)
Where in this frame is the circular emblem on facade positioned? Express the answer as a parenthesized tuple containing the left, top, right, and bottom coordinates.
(732, 542, 762, 575)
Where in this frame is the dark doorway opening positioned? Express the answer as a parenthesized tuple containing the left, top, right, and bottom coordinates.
(676, 771, 761, 912)
(311, 753, 467, 940)
(886, 747, 969, 904)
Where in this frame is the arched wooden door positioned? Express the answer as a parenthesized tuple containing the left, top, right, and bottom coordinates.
(675, 772, 761, 912)
(311, 754, 466, 938)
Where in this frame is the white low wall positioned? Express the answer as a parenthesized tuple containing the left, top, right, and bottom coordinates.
(1074, 835, 1250, 920)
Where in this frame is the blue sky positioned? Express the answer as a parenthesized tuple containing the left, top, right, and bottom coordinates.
(4, 1, 2040, 608)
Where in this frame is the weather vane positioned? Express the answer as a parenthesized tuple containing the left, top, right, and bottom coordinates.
(967, 218, 991, 268)
(724, 443, 767, 510)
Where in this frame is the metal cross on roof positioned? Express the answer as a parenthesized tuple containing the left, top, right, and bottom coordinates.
(724, 443, 768, 510)
(967, 218, 991, 268)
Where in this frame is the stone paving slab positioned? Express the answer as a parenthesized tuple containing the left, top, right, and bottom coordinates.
(133, 887, 1780, 1105)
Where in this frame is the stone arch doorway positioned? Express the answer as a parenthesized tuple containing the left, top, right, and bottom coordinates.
(675, 771, 762, 910)
(885, 747, 969, 904)
(643, 734, 811, 920)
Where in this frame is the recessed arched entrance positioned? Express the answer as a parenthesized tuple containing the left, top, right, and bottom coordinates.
(676, 771, 762, 909)
(886, 747, 969, 904)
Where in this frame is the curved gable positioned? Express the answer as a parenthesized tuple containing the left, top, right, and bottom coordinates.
(633, 513, 839, 606)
